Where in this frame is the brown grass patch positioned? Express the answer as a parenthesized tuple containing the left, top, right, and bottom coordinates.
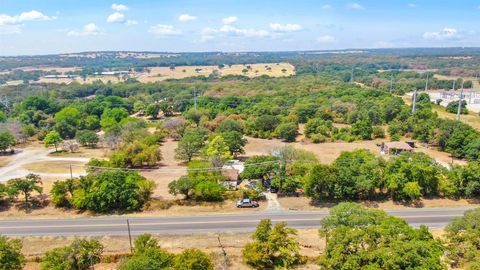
(22, 161, 86, 174)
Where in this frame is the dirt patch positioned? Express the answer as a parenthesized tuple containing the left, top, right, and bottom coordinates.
(278, 196, 480, 211)
(23, 161, 86, 174)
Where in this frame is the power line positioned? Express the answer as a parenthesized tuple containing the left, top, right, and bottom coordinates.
(72, 160, 282, 173)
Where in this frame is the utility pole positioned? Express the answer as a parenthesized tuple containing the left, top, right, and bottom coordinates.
(127, 219, 133, 254)
(389, 74, 394, 93)
(452, 80, 456, 91)
(412, 88, 418, 114)
(424, 73, 429, 92)
(193, 88, 197, 110)
(350, 66, 354, 83)
(457, 81, 464, 121)
(70, 164, 73, 180)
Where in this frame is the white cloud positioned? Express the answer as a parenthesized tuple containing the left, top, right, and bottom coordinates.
(219, 25, 269, 37)
(322, 4, 332, 9)
(125, 20, 138, 26)
(316, 35, 336, 43)
(347, 3, 364, 9)
(178, 14, 197, 22)
(222, 16, 238, 24)
(149, 24, 181, 36)
(112, 3, 128, 11)
(423, 28, 459, 40)
(408, 3, 417, 8)
(107, 12, 125, 23)
(269, 23, 303, 32)
(0, 10, 52, 25)
(67, 23, 100, 37)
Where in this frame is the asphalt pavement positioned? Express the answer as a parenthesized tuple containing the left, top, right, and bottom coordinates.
(0, 207, 473, 236)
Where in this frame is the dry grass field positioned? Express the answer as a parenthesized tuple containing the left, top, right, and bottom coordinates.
(22, 160, 86, 174)
(33, 62, 295, 85)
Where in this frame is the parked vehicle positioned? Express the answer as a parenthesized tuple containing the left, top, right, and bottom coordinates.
(236, 198, 259, 208)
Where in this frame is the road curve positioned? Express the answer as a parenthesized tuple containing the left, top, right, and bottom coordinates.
(0, 207, 473, 236)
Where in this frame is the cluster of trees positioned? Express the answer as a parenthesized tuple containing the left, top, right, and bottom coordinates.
(50, 170, 155, 213)
(0, 233, 213, 270)
(168, 161, 226, 202)
(303, 149, 480, 202)
(239, 148, 480, 202)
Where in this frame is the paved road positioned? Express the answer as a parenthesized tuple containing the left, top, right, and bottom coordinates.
(0, 207, 472, 236)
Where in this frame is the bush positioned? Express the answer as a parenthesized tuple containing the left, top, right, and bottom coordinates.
(0, 236, 25, 270)
(41, 239, 103, 270)
(75, 130, 99, 147)
(174, 249, 214, 270)
(275, 122, 298, 142)
(242, 219, 302, 269)
(445, 208, 480, 267)
(194, 181, 225, 202)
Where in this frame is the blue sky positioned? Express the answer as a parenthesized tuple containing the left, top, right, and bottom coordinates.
(0, 0, 479, 55)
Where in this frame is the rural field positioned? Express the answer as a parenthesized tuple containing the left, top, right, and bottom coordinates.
(2, 3, 480, 267)
(31, 62, 295, 85)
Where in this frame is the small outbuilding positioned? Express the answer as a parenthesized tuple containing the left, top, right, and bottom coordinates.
(381, 141, 414, 155)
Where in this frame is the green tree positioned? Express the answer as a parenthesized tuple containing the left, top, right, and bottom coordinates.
(168, 176, 196, 199)
(333, 149, 384, 200)
(41, 239, 103, 270)
(221, 131, 246, 156)
(240, 155, 279, 180)
(385, 152, 444, 201)
(174, 249, 214, 270)
(351, 120, 373, 140)
(54, 106, 81, 138)
(175, 130, 205, 162)
(319, 203, 445, 270)
(110, 141, 162, 168)
(50, 178, 78, 207)
(0, 131, 15, 153)
(275, 122, 298, 142)
(75, 130, 99, 147)
(446, 100, 468, 114)
(304, 164, 338, 201)
(7, 174, 42, 205)
(216, 119, 243, 133)
(194, 181, 225, 201)
(445, 208, 480, 267)
(44, 130, 63, 152)
(70, 171, 152, 212)
(242, 219, 301, 269)
(0, 236, 25, 270)
(146, 103, 161, 119)
(206, 135, 232, 165)
(119, 234, 175, 270)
